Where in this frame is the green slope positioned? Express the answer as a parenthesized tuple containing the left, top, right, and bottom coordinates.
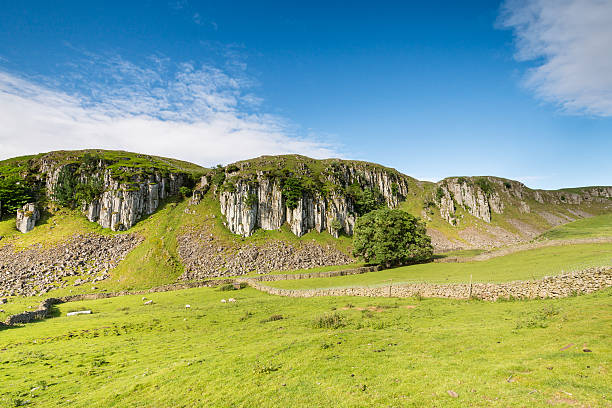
(1, 286, 610, 407)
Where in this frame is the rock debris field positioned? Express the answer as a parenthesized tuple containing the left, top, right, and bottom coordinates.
(0, 234, 143, 297)
(178, 226, 352, 279)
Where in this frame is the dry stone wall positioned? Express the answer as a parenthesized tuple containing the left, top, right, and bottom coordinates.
(246, 267, 612, 301)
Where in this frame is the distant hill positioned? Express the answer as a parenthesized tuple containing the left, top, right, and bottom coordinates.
(0, 150, 610, 294)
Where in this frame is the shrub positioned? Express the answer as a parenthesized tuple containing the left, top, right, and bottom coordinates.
(211, 170, 226, 187)
(221, 181, 235, 193)
(475, 177, 494, 196)
(218, 284, 236, 291)
(282, 177, 303, 209)
(0, 175, 34, 214)
(330, 218, 342, 232)
(244, 193, 258, 207)
(261, 314, 283, 323)
(313, 313, 345, 329)
(226, 164, 239, 173)
(352, 208, 433, 267)
(436, 186, 445, 202)
(53, 165, 79, 207)
(179, 186, 193, 197)
(391, 182, 399, 196)
(346, 183, 384, 216)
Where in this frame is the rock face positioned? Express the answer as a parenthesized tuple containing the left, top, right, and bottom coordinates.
(40, 159, 186, 231)
(16, 203, 39, 233)
(84, 171, 184, 231)
(0, 233, 142, 297)
(435, 177, 612, 226)
(218, 159, 412, 237)
(437, 178, 503, 224)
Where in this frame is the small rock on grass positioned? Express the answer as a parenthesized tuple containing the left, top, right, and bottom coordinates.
(447, 390, 459, 398)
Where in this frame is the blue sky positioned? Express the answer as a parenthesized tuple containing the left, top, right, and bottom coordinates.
(0, 0, 610, 189)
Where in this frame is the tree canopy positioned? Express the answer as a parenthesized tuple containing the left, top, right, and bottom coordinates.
(352, 208, 433, 267)
(0, 175, 34, 215)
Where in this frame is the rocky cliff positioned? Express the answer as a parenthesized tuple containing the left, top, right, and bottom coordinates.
(214, 155, 417, 237)
(435, 177, 612, 226)
(27, 151, 197, 231)
(16, 203, 39, 233)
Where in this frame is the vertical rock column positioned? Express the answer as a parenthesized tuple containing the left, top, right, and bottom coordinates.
(16, 203, 40, 233)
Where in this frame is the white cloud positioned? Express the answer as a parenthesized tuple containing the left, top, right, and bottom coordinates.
(499, 0, 612, 116)
(0, 57, 340, 166)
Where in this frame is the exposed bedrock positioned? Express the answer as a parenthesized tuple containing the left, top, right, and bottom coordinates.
(15, 203, 40, 233)
(437, 178, 503, 224)
(41, 159, 185, 231)
(436, 177, 612, 225)
(219, 162, 411, 237)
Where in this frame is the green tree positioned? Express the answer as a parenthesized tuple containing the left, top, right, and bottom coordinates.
(352, 208, 433, 267)
(53, 165, 79, 208)
(179, 186, 193, 197)
(282, 177, 303, 209)
(0, 175, 34, 214)
(346, 183, 384, 216)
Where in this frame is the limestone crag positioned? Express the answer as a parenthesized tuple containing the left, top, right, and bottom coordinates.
(0, 233, 142, 297)
(85, 170, 184, 231)
(177, 225, 352, 278)
(40, 159, 186, 231)
(437, 178, 503, 224)
(436, 177, 612, 226)
(219, 160, 412, 237)
(15, 203, 39, 233)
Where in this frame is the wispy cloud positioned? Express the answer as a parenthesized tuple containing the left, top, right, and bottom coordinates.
(499, 0, 612, 116)
(0, 54, 340, 165)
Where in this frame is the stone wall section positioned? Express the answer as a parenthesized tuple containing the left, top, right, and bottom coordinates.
(244, 267, 612, 302)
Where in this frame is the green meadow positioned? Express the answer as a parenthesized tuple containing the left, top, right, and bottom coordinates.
(267, 242, 612, 290)
(0, 198, 611, 407)
(1, 286, 611, 407)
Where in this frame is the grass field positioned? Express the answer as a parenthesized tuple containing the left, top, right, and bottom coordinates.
(540, 213, 612, 240)
(0, 286, 610, 407)
(266, 243, 612, 290)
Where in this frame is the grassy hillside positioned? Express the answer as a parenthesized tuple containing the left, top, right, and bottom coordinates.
(0, 149, 208, 179)
(1, 286, 610, 407)
(539, 213, 612, 240)
(267, 242, 612, 289)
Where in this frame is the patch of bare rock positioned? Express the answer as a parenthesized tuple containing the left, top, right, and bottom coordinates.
(178, 226, 352, 279)
(0, 233, 143, 297)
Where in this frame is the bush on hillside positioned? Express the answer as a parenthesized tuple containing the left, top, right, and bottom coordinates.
(282, 177, 303, 209)
(346, 183, 385, 216)
(0, 175, 34, 214)
(352, 208, 433, 267)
